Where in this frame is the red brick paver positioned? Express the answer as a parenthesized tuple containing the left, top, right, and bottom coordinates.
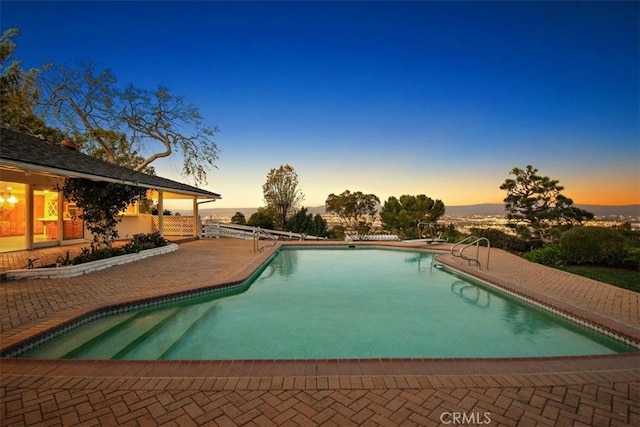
(1, 239, 639, 426)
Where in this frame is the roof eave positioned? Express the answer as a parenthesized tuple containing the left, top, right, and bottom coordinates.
(0, 159, 221, 199)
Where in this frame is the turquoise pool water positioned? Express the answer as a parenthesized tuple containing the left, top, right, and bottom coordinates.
(21, 247, 635, 359)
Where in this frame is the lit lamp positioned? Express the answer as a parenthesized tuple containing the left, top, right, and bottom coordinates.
(0, 192, 18, 206)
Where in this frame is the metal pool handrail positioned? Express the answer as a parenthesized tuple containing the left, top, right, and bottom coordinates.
(253, 227, 279, 252)
(451, 236, 491, 269)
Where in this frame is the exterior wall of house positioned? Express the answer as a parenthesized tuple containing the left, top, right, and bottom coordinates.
(116, 214, 154, 239)
(0, 169, 156, 252)
(1, 164, 208, 252)
(0, 169, 90, 252)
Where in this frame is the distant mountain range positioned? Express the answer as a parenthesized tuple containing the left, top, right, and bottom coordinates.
(196, 204, 639, 218)
(444, 204, 640, 217)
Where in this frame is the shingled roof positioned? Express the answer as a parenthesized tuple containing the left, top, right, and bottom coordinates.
(0, 128, 221, 199)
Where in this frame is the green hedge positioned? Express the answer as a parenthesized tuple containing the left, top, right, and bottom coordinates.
(524, 245, 565, 267)
(560, 227, 625, 266)
(71, 232, 169, 265)
(622, 247, 640, 270)
(468, 228, 537, 253)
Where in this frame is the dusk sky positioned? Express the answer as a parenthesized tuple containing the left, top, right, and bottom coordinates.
(3, 1, 639, 209)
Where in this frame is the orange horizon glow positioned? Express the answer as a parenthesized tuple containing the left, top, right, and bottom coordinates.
(165, 164, 640, 210)
(454, 171, 640, 207)
(566, 195, 640, 206)
(450, 194, 640, 207)
(561, 180, 640, 206)
(413, 180, 640, 208)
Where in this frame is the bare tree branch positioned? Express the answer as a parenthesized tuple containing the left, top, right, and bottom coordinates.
(39, 64, 219, 185)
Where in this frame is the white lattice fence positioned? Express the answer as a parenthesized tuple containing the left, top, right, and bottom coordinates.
(152, 216, 195, 236)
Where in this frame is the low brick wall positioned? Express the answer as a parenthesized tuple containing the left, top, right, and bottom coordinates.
(4, 244, 178, 280)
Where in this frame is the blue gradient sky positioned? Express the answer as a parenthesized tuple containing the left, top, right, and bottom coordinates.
(3, 1, 639, 208)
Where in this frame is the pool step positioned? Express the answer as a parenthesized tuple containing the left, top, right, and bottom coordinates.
(117, 300, 217, 360)
(64, 307, 181, 359)
(22, 312, 138, 359)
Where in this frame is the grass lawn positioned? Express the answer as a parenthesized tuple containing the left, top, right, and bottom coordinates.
(561, 265, 640, 293)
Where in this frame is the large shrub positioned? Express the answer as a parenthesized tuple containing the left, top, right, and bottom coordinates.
(468, 228, 537, 253)
(328, 225, 346, 240)
(560, 227, 625, 266)
(622, 247, 640, 270)
(71, 232, 169, 265)
(524, 245, 565, 267)
(123, 231, 169, 252)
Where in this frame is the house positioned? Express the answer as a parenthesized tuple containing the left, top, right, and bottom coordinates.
(0, 128, 221, 253)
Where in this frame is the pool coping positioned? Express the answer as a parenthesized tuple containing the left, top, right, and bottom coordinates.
(1, 241, 638, 375)
(434, 257, 640, 349)
(433, 252, 640, 347)
(2, 353, 638, 379)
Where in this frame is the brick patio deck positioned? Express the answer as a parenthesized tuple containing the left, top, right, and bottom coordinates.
(1, 239, 638, 426)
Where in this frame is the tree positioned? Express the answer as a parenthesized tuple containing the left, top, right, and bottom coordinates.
(77, 128, 156, 174)
(39, 63, 219, 185)
(0, 28, 41, 132)
(286, 207, 328, 237)
(151, 207, 173, 216)
(231, 211, 246, 225)
(325, 190, 380, 232)
(500, 165, 594, 241)
(312, 214, 329, 237)
(0, 28, 65, 141)
(287, 207, 313, 234)
(247, 207, 276, 229)
(380, 194, 445, 239)
(262, 165, 304, 230)
(62, 178, 148, 248)
(328, 225, 346, 240)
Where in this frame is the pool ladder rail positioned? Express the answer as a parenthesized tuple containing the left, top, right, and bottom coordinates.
(450, 236, 490, 270)
(253, 227, 279, 252)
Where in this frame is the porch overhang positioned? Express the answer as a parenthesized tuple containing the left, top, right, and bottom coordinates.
(1, 160, 221, 200)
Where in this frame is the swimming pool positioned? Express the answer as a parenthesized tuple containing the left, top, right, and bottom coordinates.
(20, 247, 636, 359)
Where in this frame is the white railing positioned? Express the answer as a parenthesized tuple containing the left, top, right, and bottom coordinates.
(201, 223, 254, 240)
(152, 216, 195, 236)
(200, 221, 326, 242)
(345, 234, 400, 241)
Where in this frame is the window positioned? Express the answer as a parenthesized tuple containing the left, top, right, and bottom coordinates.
(63, 200, 84, 240)
(122, 202, 139, 216)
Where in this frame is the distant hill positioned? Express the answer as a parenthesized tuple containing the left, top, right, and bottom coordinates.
(444, 204, 640, 217)
(195, 204, 639, 219)
(576, 204, 640, 217)
(196, 205, 326, 218)
(444, 204, 507, 216)
(444, 204, 639, 217)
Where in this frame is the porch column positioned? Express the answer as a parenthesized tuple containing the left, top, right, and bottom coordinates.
(157, 191, 164, 235)
(26, 184, 33, 250)
(193, 197, 199, 239)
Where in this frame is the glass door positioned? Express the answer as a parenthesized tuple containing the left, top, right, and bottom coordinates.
(0, 181, 27, 252)
(33, 185, 60, 246)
